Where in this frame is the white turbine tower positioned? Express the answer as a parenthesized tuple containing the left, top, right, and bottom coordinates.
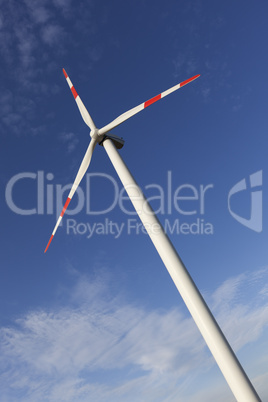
(45, 69, 261, 402)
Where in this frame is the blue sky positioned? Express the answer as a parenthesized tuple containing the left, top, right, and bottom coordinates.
(1, 0, 268, 400)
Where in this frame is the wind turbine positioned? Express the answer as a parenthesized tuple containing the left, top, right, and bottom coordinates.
(44, 69, 260, 401)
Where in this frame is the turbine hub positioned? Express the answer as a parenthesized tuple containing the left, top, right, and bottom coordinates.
(90, 129, 100, 140)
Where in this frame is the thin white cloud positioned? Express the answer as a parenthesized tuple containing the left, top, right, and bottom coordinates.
(209, 270, 268, 352)
(24, 0, 51, 25)
(52, 0, 73, 18)
(0, 0, 104, 137)
(0, 267, 268, 401)
(41, 24, 65, 47)
(59, 132, 79, 154)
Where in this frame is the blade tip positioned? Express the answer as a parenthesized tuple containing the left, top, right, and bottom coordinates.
(44, 234, 54, 253)
(62, 68, 68, 79)
(180, 74, 201, 87)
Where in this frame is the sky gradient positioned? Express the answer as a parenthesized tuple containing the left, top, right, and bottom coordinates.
(1, 0, 268, 401)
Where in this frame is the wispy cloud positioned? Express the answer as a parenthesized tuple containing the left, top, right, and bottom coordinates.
(0, 0, 101, 137)
(41, 24, 65, 47)
(0, 0, 65, 136)
(209, 269, 268, 352)
(59, 132, 79, 154)
(0, 267, 267, 401)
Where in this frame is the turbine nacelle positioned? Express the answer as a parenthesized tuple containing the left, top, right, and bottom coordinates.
(90, 128, 124, 149)
(100, 134, 124, 149)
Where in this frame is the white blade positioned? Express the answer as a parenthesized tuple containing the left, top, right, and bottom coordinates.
(63, 68, 96, 131)
(99, 74, 200, 135)
(44, 138, 97, 252)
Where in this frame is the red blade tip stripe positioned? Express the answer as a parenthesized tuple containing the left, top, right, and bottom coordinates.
(144, 93, 161, 108)
(63, 68, 68, 79)
(60, 197, 71, 217)
(71, 86, 78, 99)
(180, 74, 200, 87)
(44, 234, 54, 253)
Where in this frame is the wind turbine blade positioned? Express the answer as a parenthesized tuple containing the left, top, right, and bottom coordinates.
(63, 68, 96, 131)
(44, 138, 97, 253)
(99, 74, 200, 135)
